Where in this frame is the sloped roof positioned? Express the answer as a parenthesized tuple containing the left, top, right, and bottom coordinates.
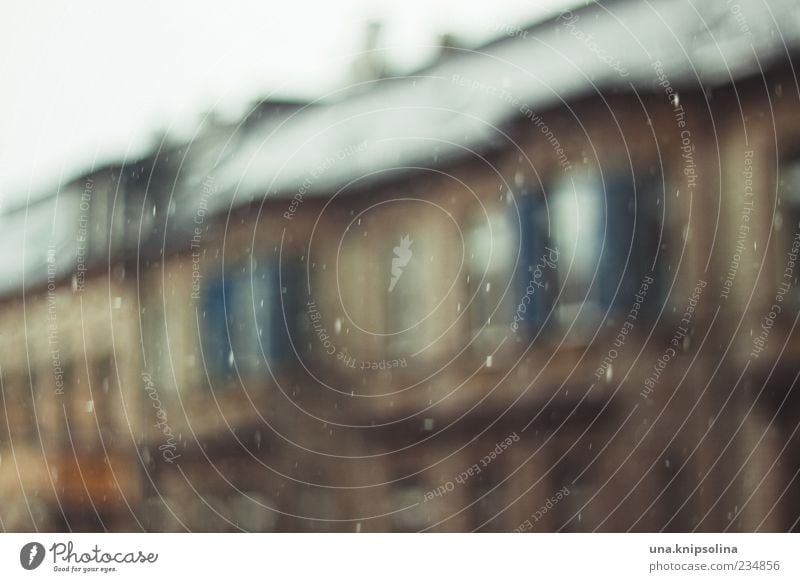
(205, 0, 800, 211)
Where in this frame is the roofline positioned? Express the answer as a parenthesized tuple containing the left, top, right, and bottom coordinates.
(409, 0, 629, 77)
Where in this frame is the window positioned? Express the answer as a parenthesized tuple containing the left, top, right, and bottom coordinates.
(27, 370, 39, 438)
(470, 457, 509, 532)
(384, 221, 453, 358)
(658, 447, 690, 531)
(4, 371, 35, 439)
(466, 209, 517, 348)
(390, 479, 430, 532)
(228, 493, 276, 532)
(550, 435, 595, 532)
(517, 168, 663, 336)
(775, 154, 800, 305)
(515, 191, 558, 333)
(550, 173, 605, 324)
(294, 489, 337, 531)
(71, 362, 93, 446)
(142, 289, 175, 394)
(386, 233, 435, 354)
(0, 385, 6, 443)
(201, 274, 233, 386)
(149, 273, 205, 394)
(56, 363, 74, 441)
(201, 258, 301, 387)
(92, 356, 116, 433)
(334, 235, 384, 361)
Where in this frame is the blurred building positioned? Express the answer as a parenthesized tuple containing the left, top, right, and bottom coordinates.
(2, 0, 800, 531)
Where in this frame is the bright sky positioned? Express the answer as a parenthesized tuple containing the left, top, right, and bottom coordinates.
(0, 0, 579, 208)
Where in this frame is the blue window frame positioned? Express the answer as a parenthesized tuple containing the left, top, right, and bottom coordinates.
(516, 169, 663, 335)
(515, 191, 557, 333)
(201, 258, 300, 388)
(201, 274, 234, 386)
(601, 171, 665, 321)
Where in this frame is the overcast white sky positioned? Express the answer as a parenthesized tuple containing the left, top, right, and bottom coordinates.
(0, 0, 578, 207)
